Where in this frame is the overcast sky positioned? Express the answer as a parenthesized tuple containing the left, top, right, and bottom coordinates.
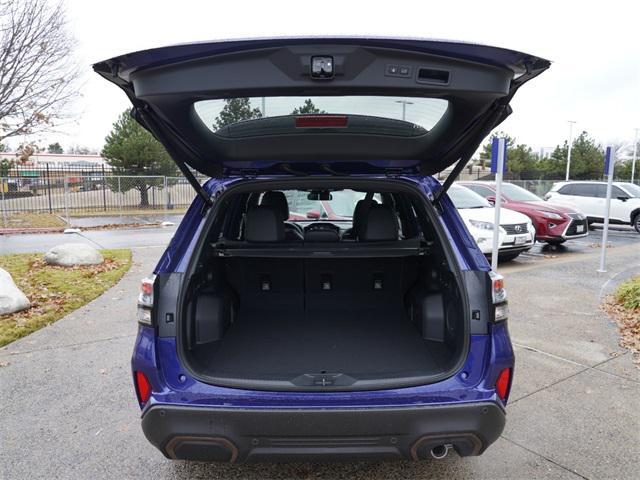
(27, 0, 640, 154)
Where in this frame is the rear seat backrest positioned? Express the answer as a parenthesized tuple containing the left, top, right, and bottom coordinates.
(342, 199, 378, 240)
(304, 258, 405, 311)
(245, 205, 285, 242)
(224, 258, 304, 311)
(260, 191, 304, 241)
(260, 191, 290, 222)
(223, 257, 417, 314)
(358, 204, 399, 242)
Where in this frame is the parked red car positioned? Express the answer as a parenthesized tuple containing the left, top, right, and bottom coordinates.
(458, 181, 588, 245)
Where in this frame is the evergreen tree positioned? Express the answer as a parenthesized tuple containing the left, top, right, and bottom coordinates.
(292, 99, 326, 115)
(479, 132, 540, 179)
(213, 98, 262, 130)
(541, 132, 603, 180)
(102, 111, 177, 207)
(47, 142, 63, 154)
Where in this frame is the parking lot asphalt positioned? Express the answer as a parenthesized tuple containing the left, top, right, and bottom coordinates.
(1, 233, 639, 479)
(0, 224, 178, 254)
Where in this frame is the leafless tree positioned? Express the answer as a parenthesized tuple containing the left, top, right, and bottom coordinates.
(0, 0, 78, 143)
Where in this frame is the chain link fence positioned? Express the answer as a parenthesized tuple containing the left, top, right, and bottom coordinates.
(1, 172, 638, 228)
(506, 180, 558, 197)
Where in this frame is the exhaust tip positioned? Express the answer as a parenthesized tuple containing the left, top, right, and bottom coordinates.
(430, 444, 449, 459)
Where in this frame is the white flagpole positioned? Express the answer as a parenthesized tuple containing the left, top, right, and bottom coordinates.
(565, 120, 576, 181)
(632, 128, 638, 183)
(491, 139, 505, 272)
(597, 146, 615, 273)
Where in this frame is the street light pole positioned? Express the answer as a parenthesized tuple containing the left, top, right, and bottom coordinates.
(395, 100, 414, 121)
(565, 120, 576, 181)
(632, 128, 638, 183)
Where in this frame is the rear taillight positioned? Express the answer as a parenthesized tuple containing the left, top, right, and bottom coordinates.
(134, 371, 152, 404)
(495, 367, 512, 403)
(489, 271, 509, 322)
(490, 272, 506, 303)
(137, 277, 155, 325)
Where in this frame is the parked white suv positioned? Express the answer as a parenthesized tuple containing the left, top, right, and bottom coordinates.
(448, 185, 535, 261)
(545, 181, 640, 233)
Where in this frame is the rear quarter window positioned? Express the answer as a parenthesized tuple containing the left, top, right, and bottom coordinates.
(593, 185, 607, 198)
(465, 185, 495, 197)
(611, 186, 626, 198)
(569, 184, 606, 198)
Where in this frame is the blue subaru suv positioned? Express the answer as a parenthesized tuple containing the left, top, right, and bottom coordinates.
(95, 38, 548, 463)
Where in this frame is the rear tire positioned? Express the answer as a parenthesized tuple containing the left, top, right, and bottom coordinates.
(633, 214, 640, 234)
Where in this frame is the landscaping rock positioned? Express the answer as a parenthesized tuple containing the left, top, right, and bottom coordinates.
(0, 268, 30, 315)
(44, 243, 103, 267)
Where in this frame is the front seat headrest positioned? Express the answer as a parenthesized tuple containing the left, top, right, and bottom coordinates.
(359, 204, 398, 242)
(245, 206, 285, 242)
(261, 191, 290, 222)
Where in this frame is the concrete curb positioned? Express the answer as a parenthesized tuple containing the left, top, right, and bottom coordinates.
(598, 264, 640, 300)
(0, 227, 65, 235)
(0, 222, 173, 236)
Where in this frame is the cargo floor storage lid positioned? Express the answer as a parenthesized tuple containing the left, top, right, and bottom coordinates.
(94, 37, 549, 182)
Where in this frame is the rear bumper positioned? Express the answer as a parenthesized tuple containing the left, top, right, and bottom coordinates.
(141, 401, 506, 462)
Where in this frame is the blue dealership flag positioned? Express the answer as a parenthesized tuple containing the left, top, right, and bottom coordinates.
(603, 146, 613, 176)
(491, 137, 507, 174)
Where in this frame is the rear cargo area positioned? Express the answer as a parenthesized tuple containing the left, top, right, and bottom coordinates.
(193, 308, 452, 380)
(175, 181, 470, 390)
(184, 256, 463, 389)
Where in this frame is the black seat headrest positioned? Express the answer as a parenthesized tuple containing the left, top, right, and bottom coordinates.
(351, 198, 378, 236)
(245, 206, 285, 242)
(261, 191, 289, 222)
(359, 204, 398, 242)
